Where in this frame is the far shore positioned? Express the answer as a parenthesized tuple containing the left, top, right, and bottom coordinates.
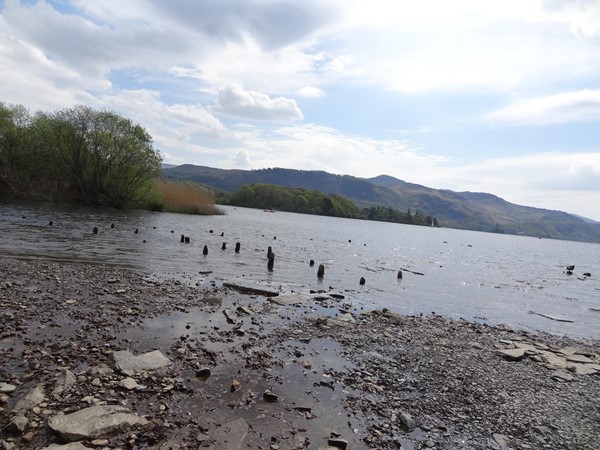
(0, 256, 599, 450)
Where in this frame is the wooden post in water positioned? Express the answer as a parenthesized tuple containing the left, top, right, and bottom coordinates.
(267, 253, 275, 271)
(317, 264, 325, 279)
(309, 259, 315, 267)
(111, 223, 115, 229)
(397, 270, 403, 279)
(267, 246, 273, 258)
(181, 234, 185, 243)
(221, 242, 227, 250)
(203, 245, 208, 256)
(360, 277, 366, 285)
(185, 237, 190, 244)
(134, 228, 139, 234)
(93, 227, 98, 235)
(235, 242, 241, 253)
(49, 221, 53, 226)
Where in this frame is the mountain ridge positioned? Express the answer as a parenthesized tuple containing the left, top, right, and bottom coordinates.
(162, 164, 600, 243)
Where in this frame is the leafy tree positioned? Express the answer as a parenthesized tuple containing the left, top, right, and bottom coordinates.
(0, 103, 162, 207)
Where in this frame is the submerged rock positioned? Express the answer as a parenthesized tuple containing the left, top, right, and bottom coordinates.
(112, 350, 171, 375)
(48, 405, 149, 441)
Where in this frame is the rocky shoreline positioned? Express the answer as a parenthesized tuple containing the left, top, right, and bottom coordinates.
(1, 257, 599, 449)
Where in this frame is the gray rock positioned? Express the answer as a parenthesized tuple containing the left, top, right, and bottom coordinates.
(493, 433, 509, 448)
(12, 384, 45, 415)
(112, 350, 171, 375)
(552, 371, 574, 382)
(223, 282, 279, 297)
(399, 412, 416, 430)
(87, 363, 114, 377)
(52, 369, 77, 398)
(6, 414, 28, 432)
(327, 437, 348, 449)
(567, 363, 598, 375)
(41, 444, 93, 450)
(120, 377, 139, 390)
(0, 382, 17, 393)
(48, 405, 149, 441)
(212, 417, 249, 450)
(498, 348, 526, 361)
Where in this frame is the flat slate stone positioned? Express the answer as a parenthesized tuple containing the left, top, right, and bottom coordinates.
(41, 444, 92, 450)
(268, 294, 307, 306)
(498, 348, 526, 361)
(212, 417, 249, 450)
(48, 405, 149, 441)
(112, 350, 171, 375)
(0, 382, 16, 393)
(223, 282, 279, 297)
(566, 354, 594, 364)
(12, 384, 45, 415)
(567, 363, 598, 375)
(539, 351, 568, 369)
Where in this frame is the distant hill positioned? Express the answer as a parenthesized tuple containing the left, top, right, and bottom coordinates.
(162, 164, 600, 243)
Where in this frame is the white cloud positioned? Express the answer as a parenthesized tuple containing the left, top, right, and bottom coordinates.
(438, 151, 600, 217)
(296, 86, 325, 98)
(485, 90, 600, 125)
(99, 89, 227, 160)
(213, 86, 303, 121)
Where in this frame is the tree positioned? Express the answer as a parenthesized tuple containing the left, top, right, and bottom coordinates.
(0, 103, 162, 207)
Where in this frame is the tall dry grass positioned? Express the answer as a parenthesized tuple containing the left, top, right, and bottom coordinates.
(154, 180, 223, 215)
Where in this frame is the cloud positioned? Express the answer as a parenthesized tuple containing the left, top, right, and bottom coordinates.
(296, 86, 325, 98)
(213, 86, 303, 121)
(485, 90, 600, 125)
(99, 89, 227, 158)
(440, 151, 600, 217)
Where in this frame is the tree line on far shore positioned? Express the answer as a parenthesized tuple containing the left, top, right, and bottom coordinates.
(0, 102, 162, 208)
(216, 182, 439, 226)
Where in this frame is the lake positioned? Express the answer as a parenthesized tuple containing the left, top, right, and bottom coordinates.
(1, 202, 599, 339)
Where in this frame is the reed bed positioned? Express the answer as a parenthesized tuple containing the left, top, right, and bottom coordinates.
(154, 180, 223, 215)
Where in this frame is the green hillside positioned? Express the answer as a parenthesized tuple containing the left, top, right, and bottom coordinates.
(162, 165, 600, 243)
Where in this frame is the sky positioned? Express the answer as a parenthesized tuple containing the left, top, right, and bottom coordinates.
(1, 0, 599, 221)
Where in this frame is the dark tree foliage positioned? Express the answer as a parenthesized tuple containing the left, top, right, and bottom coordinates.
(228, 183, 365, 219)
(0, 103, 161, 207)
(363, 205, 439, 227)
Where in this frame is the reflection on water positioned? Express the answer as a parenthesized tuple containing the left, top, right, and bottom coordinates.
(1, 201, 599, 338)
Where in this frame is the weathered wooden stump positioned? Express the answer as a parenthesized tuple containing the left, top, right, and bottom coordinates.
(235, 242, 241, 253)
(203, 245, 208, 256)
(359, 277, 366, 285)
(317, 264, 325, 279)
(267, 253, 275, 271)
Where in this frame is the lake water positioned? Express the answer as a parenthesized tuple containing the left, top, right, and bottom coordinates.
(1, 202, 599, 339)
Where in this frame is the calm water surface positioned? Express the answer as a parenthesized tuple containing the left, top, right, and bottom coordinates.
(1, 202, 599, 339)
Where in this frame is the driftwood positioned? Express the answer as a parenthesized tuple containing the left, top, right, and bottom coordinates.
(528, 310, 574, 323)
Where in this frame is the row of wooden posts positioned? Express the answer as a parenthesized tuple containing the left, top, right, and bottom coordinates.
(88, 224, 404, 283)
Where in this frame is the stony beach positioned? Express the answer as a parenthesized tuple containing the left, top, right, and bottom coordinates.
(1, 257, 599, 450)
